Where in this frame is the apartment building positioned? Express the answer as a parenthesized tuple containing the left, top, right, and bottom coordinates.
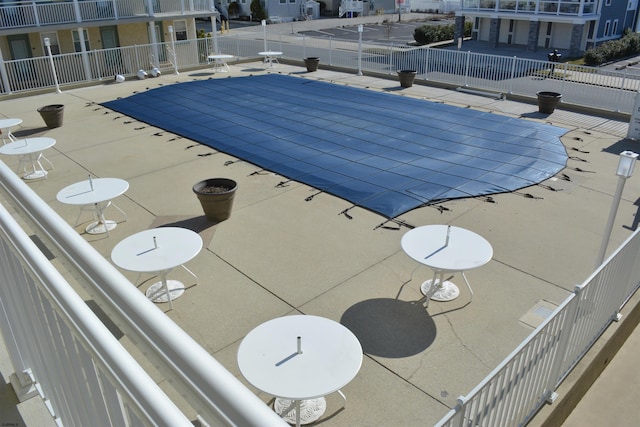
(454, 0, 640, 58)
(0, 0, 217, 65)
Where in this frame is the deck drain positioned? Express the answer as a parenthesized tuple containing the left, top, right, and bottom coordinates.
(520, 300, 558, 329)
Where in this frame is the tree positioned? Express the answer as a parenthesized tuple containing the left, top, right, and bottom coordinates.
(228, 1, 240, 18)
(250, 0, 266, 21)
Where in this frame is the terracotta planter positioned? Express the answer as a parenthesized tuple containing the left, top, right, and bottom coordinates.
(397, 70, 417, 88)
(304, 57, 320, 72)
(536, 91, 562, 114)
(37, 104, 64, 129)
(192, 178, 237, 222)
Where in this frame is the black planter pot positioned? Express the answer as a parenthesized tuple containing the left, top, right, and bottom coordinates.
(397, 70, 417, 88)
(536, 91, 562, 114)
(37, 104, 64, 128)
(304, 57, 320, 72)
(193, 178, 238, 222)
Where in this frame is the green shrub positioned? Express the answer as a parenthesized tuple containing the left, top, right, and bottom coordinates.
(413, 22, 470, 45)
(584, 29, 640, 66)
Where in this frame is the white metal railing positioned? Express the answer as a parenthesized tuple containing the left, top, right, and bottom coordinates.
(461, 0, 597, 15)
(0, 0, 215, 30)
(0, 160, 287, 426)
(2, 34, 638, 114)
(435, 228, 640, 427)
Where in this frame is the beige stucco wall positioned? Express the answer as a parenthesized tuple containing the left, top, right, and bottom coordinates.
(0, 18, 201, 66)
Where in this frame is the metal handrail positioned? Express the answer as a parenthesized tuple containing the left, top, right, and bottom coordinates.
(0, 159, 286, 426)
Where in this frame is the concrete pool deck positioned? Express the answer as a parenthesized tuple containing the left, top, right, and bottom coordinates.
(0, 59, 638, 426)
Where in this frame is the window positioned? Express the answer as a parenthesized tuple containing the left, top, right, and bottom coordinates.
(72, 29, 90, 52)
(41, 32, 59, 55)
(279, 0, 286, 3)
(612, 19, 618, 36)
(174, 20, 187, 41)
(603, 20, 611, 37)
(605, 0, 611, 5)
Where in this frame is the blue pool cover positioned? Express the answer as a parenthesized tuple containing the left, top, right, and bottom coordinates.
(102, 74, 568, 218)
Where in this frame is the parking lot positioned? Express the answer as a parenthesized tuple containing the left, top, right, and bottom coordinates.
(299, 19, 454, 45)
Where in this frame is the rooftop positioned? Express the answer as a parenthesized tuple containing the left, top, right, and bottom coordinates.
(0, 56, 638, 426)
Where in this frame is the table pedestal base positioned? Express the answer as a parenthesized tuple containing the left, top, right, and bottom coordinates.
(420, 279, 460, 302)
(86, 220, 117, 235)
(146, 280, 185, 303)
(23, 170, 47, 180)
(274, 397, 326, 425)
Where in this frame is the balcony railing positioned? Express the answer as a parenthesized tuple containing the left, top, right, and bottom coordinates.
(0, 0, 215, 30)
(461, 0, 597, 15)
(0, 158, 287, 426)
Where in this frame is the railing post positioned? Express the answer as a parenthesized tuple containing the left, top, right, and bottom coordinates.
(357, 24, 363, 76)
(93, 50, 103, 80)
(77, 27, 93, 82)
(73, 0, 82, 22)
(112, 0, 119, 19)
(212, 15, 219, 54)
(388, 42, 393, 75)
(423, 47, 429, 80)
(303, 35, 306, 60)
(0, 48, 13, 95)
(464, 50, 471, 87)
(617, 68, 628, 113)
(146, 0, 155, 16)
(135, 44, 140, 71)
(329, 37, 333, 66)
(509, 56, 516, 94)
(32, 1, 40, 26)
(544, 288, 582, 402)
(168, 26, 179, 74)
(560, 61, 568, 96)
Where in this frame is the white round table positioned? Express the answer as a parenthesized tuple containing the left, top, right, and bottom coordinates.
(0, 118, 22, 144)
(56, 177, 129, 235)
(258, 51, 283, 68)
(401, 225, 493, 306)
(207, 54, 233, 72)
(0, 137, 55, 180)
(238, 315, 362, 427)
(111, 227, 203, 309)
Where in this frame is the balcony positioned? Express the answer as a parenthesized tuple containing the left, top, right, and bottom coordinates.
(0, 0, 216, 31)
(461, 0, 597, 15)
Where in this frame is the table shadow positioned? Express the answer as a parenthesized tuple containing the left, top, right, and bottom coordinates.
(150, 215, 218, 247)
(340, 298, 436, 358)
(13, 127, 49, 138)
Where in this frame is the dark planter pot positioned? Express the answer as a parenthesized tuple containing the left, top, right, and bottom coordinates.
(397, 70, 417, 88)
(193, 178, 238, 222)
(304, 57, 320, 72)
(536, 91, 562, 114)
(37, 104, 64, 128)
